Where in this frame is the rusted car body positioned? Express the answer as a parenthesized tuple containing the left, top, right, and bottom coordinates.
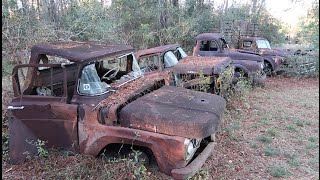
(135, 44, 233, 95)
(193, 33, 266, 85)
(8, 41, 226, 179)
(236, 36, 288, 74)
(236, 36, 317, 74)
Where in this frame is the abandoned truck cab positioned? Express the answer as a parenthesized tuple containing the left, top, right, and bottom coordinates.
(193, 33, 266, 85)
(8, 41, 226, 179)
(237, 36, 287, 74)
(135, 44, 234, 96)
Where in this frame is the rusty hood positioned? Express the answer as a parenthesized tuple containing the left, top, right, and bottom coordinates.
(228, 49, 264, 62)
(259, 48, 290, 57)
(172, 56, 232, 75)
(118, 85, 226, 139)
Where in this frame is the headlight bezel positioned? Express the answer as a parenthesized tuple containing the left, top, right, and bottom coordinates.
(184, 138, 201, 161)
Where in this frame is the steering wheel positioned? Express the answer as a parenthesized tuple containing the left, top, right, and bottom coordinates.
(36, 86, 52, 96)
(102, 66, 120, 80)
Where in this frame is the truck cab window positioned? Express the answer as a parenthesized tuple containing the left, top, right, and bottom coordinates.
(200, 41, 218, 51)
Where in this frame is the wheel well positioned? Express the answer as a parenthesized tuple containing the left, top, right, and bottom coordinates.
(234, 67, 248, 77)
(264, 60, 273, 70)
(97, 143, 156, 162)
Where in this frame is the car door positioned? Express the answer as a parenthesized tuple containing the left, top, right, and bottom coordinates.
(8, 64, 78, 164)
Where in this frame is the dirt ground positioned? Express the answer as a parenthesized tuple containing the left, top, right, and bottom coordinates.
(2, 77, 319, 179)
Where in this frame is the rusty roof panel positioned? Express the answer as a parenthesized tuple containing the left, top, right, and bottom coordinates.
(119, 85, 226, 138)
(31, 41, 135, 62)
(135, 44, 180, 59)
(195, 33, 223, 40)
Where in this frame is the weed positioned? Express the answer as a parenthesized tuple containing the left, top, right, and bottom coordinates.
(287, 156, 301, 167)
(26, 139, 49, 158)
(294, 119, 305, 127)
(249, 141, 259, 149)
(35, 139, 49, 158)
(2, 132, 9, 157)
(286, 124, 298, 132)
(259, 117, 270, 125)
(264, 146, 279, 156)
(267, 165, 291, 177)
(191, 169, 209, 180)
(306, 142, 318, 150)
(258, 136, 272, 143)
(266, 129, 277, 137)
(308, 137, 318, 143)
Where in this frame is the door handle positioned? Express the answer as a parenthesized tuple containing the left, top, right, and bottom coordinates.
(8, 106, 24, 110)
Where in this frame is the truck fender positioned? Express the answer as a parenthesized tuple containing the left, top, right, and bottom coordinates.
(232, 64, 250, 77)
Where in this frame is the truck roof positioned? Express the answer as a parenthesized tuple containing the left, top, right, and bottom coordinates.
(30, 41, 135, 63)
(195, 33, 223, 40)
(134, 44, 180, 59)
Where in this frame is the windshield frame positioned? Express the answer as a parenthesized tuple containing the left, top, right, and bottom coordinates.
(77, 52, 141, 96)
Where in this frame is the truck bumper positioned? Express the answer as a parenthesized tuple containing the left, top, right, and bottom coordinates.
(171, 142, 215, 180)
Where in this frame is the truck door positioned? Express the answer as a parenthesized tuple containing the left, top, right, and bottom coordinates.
(8, 64, 78, 164)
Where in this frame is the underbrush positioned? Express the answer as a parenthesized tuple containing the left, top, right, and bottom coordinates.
(275, 53, 319, 78)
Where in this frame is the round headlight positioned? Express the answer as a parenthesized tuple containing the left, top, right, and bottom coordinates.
(184, 139, 201, 161)
(260, 63, 264, 69)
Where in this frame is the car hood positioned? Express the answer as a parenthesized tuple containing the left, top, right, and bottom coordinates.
(227, 49, 264, 62)
(172, 56, 232, 75)
(259, 48, 289, 57)
(119, 85, 226, 139)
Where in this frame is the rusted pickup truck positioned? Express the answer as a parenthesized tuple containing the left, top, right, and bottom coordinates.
(193, 33, 266, 85)
(135, 44, 234, 96)
(235, 36, 288, 74)
(8, 41, 226, 179)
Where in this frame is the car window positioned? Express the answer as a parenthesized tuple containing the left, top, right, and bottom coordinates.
(243, 41, 252, 47)
(200, 41, 218, 51)
(138, 55, 160, 73)
(78, 64, 110, 96)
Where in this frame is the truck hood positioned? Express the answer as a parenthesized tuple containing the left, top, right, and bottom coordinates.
(259, 48, 290, 57)
(119, 85, 226, 139)
(172, 56, 232, 75)
(227, 49, 264, 62)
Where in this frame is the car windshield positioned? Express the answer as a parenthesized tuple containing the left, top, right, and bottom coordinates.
(164, 51, 178, 68)
(78, 64, 111, 96)
(256, 39, 271, 49)
(78, 53, 142, 96)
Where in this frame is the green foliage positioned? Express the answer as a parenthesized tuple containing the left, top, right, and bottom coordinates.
(258, 136, 272, 143)
(25, 139, 49, 158)
(35, 139, 49, 158)
(2, 132, 9, 157)
(276, 54, 319, 77)
(267, 165, 291, 177)
(264, 146, 279, 156)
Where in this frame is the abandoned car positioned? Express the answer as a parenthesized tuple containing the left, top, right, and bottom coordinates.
(235, 36, 288, 74)
(193, 33, 266, 85)
(134, 44, 234, 96)
(8, 41, 227, 179)
(234, 36, 316, 75)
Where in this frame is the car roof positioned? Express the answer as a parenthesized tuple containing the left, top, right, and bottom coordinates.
(134, 44, 180, 59)
(30, 41, 135, 63)
(195, 33, 223, 40)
